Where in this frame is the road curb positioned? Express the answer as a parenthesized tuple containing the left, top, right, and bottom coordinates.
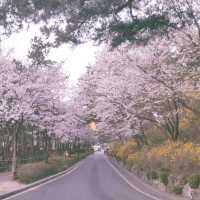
(0, 160, 83, 200)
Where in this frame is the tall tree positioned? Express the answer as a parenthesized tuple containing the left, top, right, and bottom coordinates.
(0, 57, 69, 177)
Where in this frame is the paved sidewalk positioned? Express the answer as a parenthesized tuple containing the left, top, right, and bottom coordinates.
(0, 172, 25, 195)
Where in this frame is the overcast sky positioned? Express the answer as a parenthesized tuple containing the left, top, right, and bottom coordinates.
(1, 25, 101, 84)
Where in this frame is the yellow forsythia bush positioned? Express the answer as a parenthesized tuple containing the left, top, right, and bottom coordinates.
(109, 138, 138, 161)
(116, 139, 138, 162)
(109, 142, 122, 157)
(126, 142, 200, 175)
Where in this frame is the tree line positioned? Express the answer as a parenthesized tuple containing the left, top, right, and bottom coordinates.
(0, 58, 93, 177)
(74, 27, 200, 145)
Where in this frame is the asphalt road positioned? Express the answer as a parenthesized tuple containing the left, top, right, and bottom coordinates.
(7, 152, 159, 200)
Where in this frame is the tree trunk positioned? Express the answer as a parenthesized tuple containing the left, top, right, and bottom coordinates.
(44, 133, 49, 163)
(12, 131, 17, 179)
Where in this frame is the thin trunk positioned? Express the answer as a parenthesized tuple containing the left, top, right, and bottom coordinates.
(12, 130, 17, 179)
(174, 100, 180, 141)
(44, 133, 49, 163)
(31, 127, 34, 158)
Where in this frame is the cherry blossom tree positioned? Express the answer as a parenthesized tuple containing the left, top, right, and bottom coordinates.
(76, 28, 200, 143)
(0, 57, 69, 177)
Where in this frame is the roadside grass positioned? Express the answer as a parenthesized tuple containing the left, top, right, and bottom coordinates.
(16, 152, 91, 184)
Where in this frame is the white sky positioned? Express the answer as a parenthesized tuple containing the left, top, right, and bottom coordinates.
(1, 25, 101, 84)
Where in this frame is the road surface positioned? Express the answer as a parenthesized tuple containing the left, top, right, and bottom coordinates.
(6, 152, 175, 200)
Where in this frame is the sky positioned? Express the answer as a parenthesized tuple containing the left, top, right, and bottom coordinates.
(1, 25, 101, 84)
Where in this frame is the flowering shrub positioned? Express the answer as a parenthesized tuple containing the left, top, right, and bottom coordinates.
(109, 139, 138, 161)
(126, 142, 200, 175)
(109, 142, 122, 158)
(116, 139, 138, 162)
(110, 141, 200, 176)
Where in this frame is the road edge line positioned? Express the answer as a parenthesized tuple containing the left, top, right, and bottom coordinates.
(105, 157, 162, 200)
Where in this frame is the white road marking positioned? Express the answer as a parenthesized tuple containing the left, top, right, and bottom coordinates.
(3, 162, 83, 200)
(105, 157, 162, 200)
